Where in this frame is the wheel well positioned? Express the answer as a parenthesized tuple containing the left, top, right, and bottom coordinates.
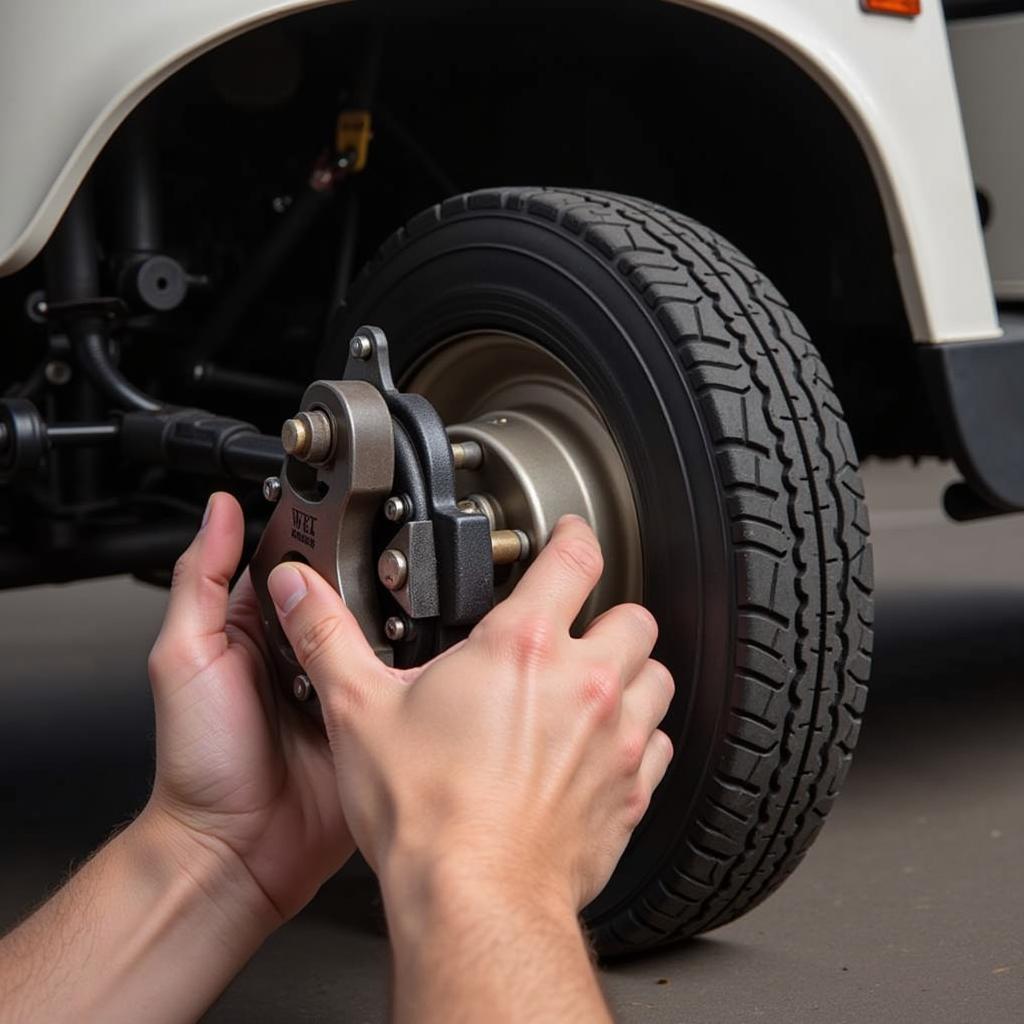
(5, 0, 939, 457)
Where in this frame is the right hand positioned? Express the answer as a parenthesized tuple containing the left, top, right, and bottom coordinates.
(266, 515, 674, 914)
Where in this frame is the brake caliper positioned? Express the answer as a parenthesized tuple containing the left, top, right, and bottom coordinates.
(249, 326, 496, 710)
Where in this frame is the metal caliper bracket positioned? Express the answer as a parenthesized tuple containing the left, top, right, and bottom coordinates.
(249, 376, 396, 704)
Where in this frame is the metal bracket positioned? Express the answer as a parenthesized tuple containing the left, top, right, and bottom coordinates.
(249, 378, 396, 705)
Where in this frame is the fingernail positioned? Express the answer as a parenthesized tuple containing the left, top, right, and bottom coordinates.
(200, 495, 213, 531)
(268, 563, 307, 616)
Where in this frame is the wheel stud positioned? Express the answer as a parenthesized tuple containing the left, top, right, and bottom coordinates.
(491, 529, 530, 565)
(451, 440, 483, 470)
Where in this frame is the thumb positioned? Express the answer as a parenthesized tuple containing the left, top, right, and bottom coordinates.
(267, 561, 391, 719)
(149, 492, 243, 689)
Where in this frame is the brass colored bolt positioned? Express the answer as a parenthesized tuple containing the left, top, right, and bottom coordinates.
(491, 529, 530, 565)
(378, 548, 409, 590)
(281, 409, 334, 463)
(451, 440, 484, 471)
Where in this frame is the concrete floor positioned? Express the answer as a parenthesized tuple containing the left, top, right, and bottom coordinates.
(2, 460, 1023, 1022)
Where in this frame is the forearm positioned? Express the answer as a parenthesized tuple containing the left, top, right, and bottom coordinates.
(0, 808, 280, 1024)
(383, 856, 613, 1024)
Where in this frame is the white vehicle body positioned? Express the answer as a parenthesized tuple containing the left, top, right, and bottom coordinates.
(949, 11, 1024, 301)
(0, 0, 1000, 345)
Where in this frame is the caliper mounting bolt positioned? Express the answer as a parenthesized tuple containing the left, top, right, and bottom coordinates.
(378, 548, 409, 590)
(350, 334, 373, 360)
(384, 615, 409, 642)
(292, 674, 313, 701)
(281, 409, 334, 463)
(262, 476, 282, 503)
(383, 494, 410, 523)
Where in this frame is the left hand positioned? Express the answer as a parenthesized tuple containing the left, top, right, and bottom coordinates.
(141, 492, 354, 923)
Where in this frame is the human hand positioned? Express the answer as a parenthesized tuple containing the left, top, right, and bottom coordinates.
(142, 493, 353, 923)
(266, 514, 674, 917)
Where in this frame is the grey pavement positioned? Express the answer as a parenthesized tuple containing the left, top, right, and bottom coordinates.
(1, 459, 1022, 1022)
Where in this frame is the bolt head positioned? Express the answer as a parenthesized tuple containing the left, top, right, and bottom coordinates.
(281, 416, 309, 458)
(292, 674, 312, 701)
(262, 476, 282, 502)
(44, 360, 72, 386)
(383, 495, 408, 522)
(384, 616, 407, 642)
(281, 410, 333, 463)
(350, 335, 373, 360)
(377, 548, 409, 590)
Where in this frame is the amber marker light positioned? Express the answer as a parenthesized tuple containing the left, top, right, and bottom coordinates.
(861, 0, 921, 15)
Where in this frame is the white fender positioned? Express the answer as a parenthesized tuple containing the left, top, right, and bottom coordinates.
(0, 0, 999, 343)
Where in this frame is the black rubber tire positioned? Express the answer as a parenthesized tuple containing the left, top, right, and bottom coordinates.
(325, 188, 874, 954)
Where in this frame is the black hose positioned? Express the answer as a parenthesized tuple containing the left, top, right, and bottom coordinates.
(48, 186, 163, 413)
(73, 325, 161, 412)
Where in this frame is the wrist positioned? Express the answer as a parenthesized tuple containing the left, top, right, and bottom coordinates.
(380, 841, 580, 948)
(131, 803, 284, 942)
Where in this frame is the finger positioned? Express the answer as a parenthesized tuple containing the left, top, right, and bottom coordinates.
(637, 729, 674, 796)
(149, 492, 244, 686)
(621, 659, 675, 738)
(581, 603, 658, 684)
(500, 515, 604, 631)
(267, 561, 394, 719)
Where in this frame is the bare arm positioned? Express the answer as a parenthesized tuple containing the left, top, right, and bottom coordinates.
(0, 811, 277, 1024)
(0, 494, 352, 1023)
(384, 862, 612, 1024)
(268, 515, 673, 1024)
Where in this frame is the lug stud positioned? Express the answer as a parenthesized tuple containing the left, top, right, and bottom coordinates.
(378, 548, 409, 590)
(451, 440, 483, 471)
(491, 529, 531, 565)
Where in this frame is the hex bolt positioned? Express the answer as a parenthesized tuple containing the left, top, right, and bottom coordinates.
(281, 409, 334, 463)
(378, 548, 409, 590)
(383, 494, 409, 523)
(451, 440, 484, 471)
(293, 674, 313, 702)
(262, 476, 282, 503)
(384, 616, 408, 642)
(350, 334, 373, 360)
(491, 529, 531, 565)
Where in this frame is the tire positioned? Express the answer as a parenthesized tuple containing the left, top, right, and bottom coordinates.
(325, 188, 874, 954)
